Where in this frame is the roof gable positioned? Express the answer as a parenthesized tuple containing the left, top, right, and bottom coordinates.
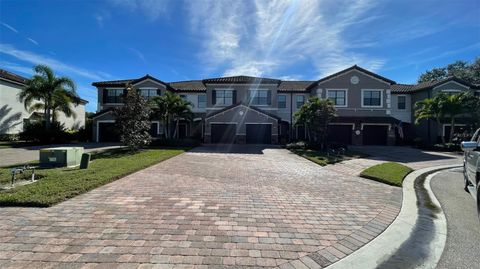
(206, 103, 281, 121)
(308, 65, 396, 90)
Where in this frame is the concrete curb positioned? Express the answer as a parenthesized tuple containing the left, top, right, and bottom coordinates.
(323, 164, 460, 269)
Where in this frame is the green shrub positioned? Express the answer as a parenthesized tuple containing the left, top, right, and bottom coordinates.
(20, 121, 76, 143)
(286, 141, 307, 150)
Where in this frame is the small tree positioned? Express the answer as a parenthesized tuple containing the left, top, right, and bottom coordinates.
(150, 92, 193, 139)
(18, 64, 77, 130)
(415, 94, 447, 144)
(114, 85, 152, 151)
(294, 97, 336, 150)
(439, 92, 470, 143)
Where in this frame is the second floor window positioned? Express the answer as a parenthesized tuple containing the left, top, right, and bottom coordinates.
(198, 94, 206, 108)
(327, 90, 346, 106)
(140, 89, 157, 98)
(105, 89, 123, 103)
(278, 95, 287, 108)
(296, 95, 305, 108)
(363, 90, 382, 107)
(397, 96, 406, 110)
(249, 90, 270, 105)
(215, 90, 233, 106)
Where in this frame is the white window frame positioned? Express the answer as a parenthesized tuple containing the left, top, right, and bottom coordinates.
(214, 88, 234, 106)
(105, 88, 124, 104)
(277, 94, 287, 109)
(198, 94, 206, 108)
(295, 95, 306, 109)
(248, 88, 269, 106)
(326, 89, 348, 108)
(397, 95, 407, 110)
(138, 87, 158, 98)
(151, 121, 161, 135)
(361, 89, 384, 108)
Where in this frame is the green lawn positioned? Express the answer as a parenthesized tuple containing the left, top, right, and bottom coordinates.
(290, 149, 367, 166)
(360, 162, 413, 187)
(0, 147, 185, 207)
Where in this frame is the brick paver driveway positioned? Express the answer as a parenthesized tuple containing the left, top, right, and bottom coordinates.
(0, 145, 401, 268)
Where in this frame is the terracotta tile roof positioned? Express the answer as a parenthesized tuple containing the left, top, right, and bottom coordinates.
(278, 81, 315, 92)
(0, 69, 29, 85)
(91, 79, 135, 87)
(203, 75, 281, 84)
(391, 77, 474, 93)
(169, 80, 206, 92)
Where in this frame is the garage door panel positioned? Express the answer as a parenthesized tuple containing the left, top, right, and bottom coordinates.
(211, 124, 236, 143)
(98, 122, 120, 142)
(246, 124, 272, 144)
(328, 125, 352, 144)
(363, 125, 388, 145)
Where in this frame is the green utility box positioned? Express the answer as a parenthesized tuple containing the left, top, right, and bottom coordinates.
(39, 147, 84, 167)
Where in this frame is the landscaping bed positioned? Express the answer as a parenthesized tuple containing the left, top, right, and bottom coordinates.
(289, 148, 367, 166)
(360, 162, 413, 187)
(0, 147, 185, 207)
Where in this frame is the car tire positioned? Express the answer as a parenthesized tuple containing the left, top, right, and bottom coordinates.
(464, 165, 470, 193)
(477, 185, 480, 221)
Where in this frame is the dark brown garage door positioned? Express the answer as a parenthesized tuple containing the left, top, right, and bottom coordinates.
(363, 125, 388, 145)
(211, 124, 236, 143)
(246, 124, 272, 144)
(327, 125, 352, 144)
(98, 122, 120, 142)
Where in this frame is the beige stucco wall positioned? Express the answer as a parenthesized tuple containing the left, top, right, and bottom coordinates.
(0, 79, 87, 134)
(0, 80, 30, 134)
(390, 94, 412, 123)
(56, 102, 86, 130)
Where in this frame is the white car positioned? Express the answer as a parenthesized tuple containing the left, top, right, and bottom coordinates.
(461, 128, 480, 219)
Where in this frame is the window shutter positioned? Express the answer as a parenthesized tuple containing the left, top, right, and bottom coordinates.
(212, 90, 216, 105)
(232, 90, 237, 104)
(103, 89, 108, 104)
(157, 89, 161, 96)
(267, 91, 271, 105)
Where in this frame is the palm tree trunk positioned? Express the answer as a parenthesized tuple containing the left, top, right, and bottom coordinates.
(449, 117, 455, 143)
(173, 119, 179, 138)
(437, 118, 445, 144)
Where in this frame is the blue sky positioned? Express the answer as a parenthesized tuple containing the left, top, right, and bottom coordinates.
(1, 0, 479, 112)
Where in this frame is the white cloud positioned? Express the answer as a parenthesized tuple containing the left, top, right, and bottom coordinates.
(0, 43, 110, 81)
(128, 47, 146, 62)
(109, 0, 170, 21)
(27, 38, 38, 45)
(1, 22, 18, 33)
(185, 0, 386, 79)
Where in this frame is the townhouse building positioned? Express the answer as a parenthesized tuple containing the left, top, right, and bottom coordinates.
(91, 65, 480, 145)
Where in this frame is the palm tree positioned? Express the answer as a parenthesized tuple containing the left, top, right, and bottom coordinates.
(18, 64, 77, 130)
(151, 91, 193, 139)
(439, 92, 468, 143)
(415, 94, 446, 144)
(27, 90, 79, 123)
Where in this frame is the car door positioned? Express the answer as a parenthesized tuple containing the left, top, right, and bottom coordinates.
(466, 129, 480, 185)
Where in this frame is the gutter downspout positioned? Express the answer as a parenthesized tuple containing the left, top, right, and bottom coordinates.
(290, 92, 293, 142)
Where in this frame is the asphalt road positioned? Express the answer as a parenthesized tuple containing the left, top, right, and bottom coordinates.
(431, 169, 480, 269)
